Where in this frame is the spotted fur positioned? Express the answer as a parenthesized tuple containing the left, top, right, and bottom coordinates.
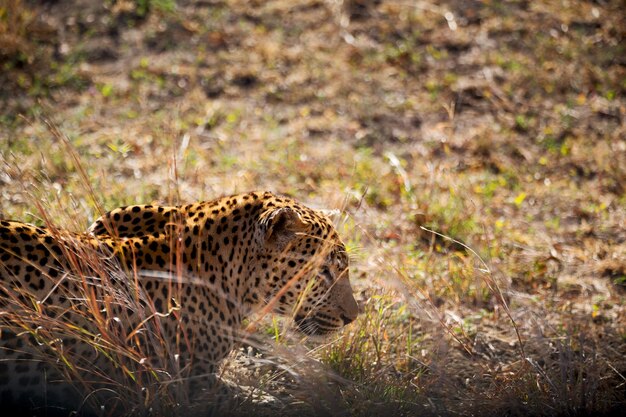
(0, 191, 358, 414)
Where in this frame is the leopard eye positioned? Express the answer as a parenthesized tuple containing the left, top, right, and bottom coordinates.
(336, 249, 348, 269)
(320, 266, 334, 283)
(335, 257, 348, 272)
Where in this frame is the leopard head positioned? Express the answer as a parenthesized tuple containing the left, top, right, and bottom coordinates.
(258, 204, 358, 335)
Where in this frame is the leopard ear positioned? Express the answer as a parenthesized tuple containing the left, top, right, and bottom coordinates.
(264, 207, 308, 248)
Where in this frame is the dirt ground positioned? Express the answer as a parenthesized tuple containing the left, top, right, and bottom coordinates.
(1, 0, 625, 416)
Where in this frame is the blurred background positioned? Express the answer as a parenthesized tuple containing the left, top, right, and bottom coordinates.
(1, 1, 625, 416)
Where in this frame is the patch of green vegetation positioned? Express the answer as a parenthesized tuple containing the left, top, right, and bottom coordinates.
(473, 174, 508, 199)
(134, 0, 176, 17)
(424, 194, 478, 241)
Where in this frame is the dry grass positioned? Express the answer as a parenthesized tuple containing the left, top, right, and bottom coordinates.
(1, 0, 625, 416)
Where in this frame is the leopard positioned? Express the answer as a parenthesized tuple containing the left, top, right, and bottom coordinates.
(0, 191, 359, 415)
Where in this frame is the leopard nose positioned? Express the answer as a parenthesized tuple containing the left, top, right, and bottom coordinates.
(340, 313, 354, 325)
(340, 294, 359, 324)
(336, 277, 359, 325)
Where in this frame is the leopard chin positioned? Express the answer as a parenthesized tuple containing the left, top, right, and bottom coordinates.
(294, 314, 341, 335)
